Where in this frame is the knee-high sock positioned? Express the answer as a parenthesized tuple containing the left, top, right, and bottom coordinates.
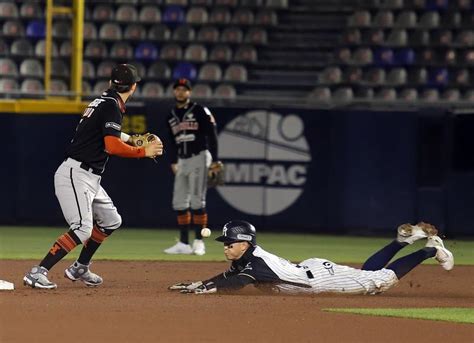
(177, 210, 191, 244)
(386, 247, 437, 279)
(192, 208, 208, 240)
(77, 226, 113, 265)
(362, 240, 407, 271)
(40, 230, 81, 270)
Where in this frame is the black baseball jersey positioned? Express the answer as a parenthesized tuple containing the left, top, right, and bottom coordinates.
(66, 89, 125, 172)
(205, 245, 312, 291)
(167, 101, 218, 162)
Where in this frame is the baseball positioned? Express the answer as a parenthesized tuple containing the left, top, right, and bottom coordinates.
(201, 228, 211, 238)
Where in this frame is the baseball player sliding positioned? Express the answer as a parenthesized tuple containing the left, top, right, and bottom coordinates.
(164, 78, 221, 256)
(170, 220, 454, 295)
(23, 64, 163, 289)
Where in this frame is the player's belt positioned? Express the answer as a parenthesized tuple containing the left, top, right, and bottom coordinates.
(79, 162, 102, 175)
(179, 151, 201, 159)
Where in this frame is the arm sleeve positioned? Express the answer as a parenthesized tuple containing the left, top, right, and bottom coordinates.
(207, 274, 255, 290)
(201, 106, 218, 161)
(104, 135, 146, 158)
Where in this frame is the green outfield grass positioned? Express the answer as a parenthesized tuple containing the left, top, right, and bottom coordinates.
(324, 308, 474, 324)
(0, 226, 473, 264)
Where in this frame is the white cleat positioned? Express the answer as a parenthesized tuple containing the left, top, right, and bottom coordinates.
(192, 239, 206, 256)
(164, 241, 193, 255)
(396, 222, 438, 244)
(426, 236, 454, 271)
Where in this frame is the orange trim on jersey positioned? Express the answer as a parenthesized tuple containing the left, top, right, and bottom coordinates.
(177, 212, 191, 225)
(193, 213, 208, 226)
(56, 233, 78, 252)
(104, 135, 145, 158)
(90, 226, 108, 243)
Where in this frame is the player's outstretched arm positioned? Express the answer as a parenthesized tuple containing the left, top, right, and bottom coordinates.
(104, 135, 162, 158)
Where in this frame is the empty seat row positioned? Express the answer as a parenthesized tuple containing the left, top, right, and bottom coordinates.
(349, 10, 473, 28)
(360, 0, 473, 10)
(308, 86, 474, 102)
(318, 66, 471, 86)
(343, 28, 474, 47)
(335, 47, 474, 66)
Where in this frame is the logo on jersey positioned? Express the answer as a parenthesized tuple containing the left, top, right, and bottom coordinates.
(217, 111, 311, 216)
(105, 122, 121, 131)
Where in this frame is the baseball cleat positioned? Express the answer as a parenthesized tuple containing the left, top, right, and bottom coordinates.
(23, 266, 57, 289)
(396, 222, 438, 244)
(64, 261, 103, 287)
(425, 236, 454, 271)
(164, 241, 193, 254)
(192, 239, 206, 256)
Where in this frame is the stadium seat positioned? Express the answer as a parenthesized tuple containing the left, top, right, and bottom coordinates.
(432, 30, 453, 46)
(373, 11, 394, 27)
(93, 80, 110, 93)
(245, 28, 268, 45)
(386, 29, 407, 46)
(374, 47, 394, 65)
(348, 10, 371, 27)
(52, 21, 71, 39)
(394, 11, 417, 28)
(344, 67, 363, 83)
(166, 0, 188, 5)
(234, 45, 258, 63)
(428, 68, 449, 86)
(82, 60, 96, 79)
(50, 79, 69, 95)
(162, 5, 186, 24)
(197, 26, 220, 43)
(172, 61, 197, 80)
(139, 5, 161, 23)
(365, 68, 386, 85)
(147, 61, 172, 79)
(124, 24, 147, 40)
(333, 87, 354, 101)
(51, 60, 69, 78)
(35, 40, 59, 57)
(378, 0, 403, 9)
(0, 39, 8, 55)
(198, 63, 222, 81)
(408, 67, 428, 84)
(443, 49, 456, 65)
(20, 3, 43, 19)
(240, 0, 264, 7)
(0, 58, 17, 77)
(255, 9, 277, 25)
(186, 7, 208, 24)
(455, 30, 473, 47)
(224, 64, 248, 82)
(420, 88, 439, 101)
(215, 0, 238, 6)
(352, 47, 373, 65)
(398, 88, 418, 101)
(395, 48, 415, 65)
(0, 2, 18, 19)
(3, 20, 24, 37)
(110, 42, 134, 59)
(365, 29, 385, 45)
(441, 11, 461, 27)
(308, 87, 331, 101)
(20, 58, 44, 78)
(214, 84, 236, 99)
(141, 82, 164, 97)
(83, 22, 98, 40)
(375, 87, 396, 100)
(97, 61, 116, 78)
(426, 0, 448, 10)
(92, 5, 114, 21)
(209, 8, 231, 24)
(266, 0, 288, 8)
(10, 39, 33, 56)
(386, 68, 407, 85)
(173, 25, 196, 42)
(161, 43, 183, 60)
(463, 89, 474, 101)
(462, 50, 474, 64)
(418, 48, 439, 64)
(221, 27, 243, 44)
(148, 24, 171, 41)
(209, 44, 233, 62)
(59, 41, 71, 57)
(115, 5, 138, 22)
(84, 41, 108, 58)
(0, 78, 19, 93)
(184, 44, 207, 62)
(454, 69, 471, 87)
(190, 0, 213, 5)
(192, 84, 213, 98)
(355, 87, 374, 99)
(135, 42, 159, 60)
(232, 9, 254, 25)
(99, 23, 122, 40)
(26, 20, 45, 38)
(441, 89, 460, 101)
(409, 30, 430, 45)
(418, 11, 440, 28)
(82, 81, 92, 95)
(21, 79, 44, 94)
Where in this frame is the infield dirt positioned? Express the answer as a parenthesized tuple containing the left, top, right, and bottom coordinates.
(0, 260, 472, 343)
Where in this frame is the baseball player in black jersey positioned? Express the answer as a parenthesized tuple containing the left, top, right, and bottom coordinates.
(23, 64, 163, 289)
(170, 220, 454, 295)
(164, 78, 220, 256)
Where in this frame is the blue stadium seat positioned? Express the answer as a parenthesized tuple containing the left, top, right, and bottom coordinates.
(135, 42, 159, 60)
(26, 20, 45, 38)
(428, 68, 449, 86)
(172, 61, 197, 80)
(162, 6, 185, 24)
(395, 48, 415, 65)
(374, 47, 394, 66)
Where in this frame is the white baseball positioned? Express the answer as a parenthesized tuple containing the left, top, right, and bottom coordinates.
(201, 228, 211, 238)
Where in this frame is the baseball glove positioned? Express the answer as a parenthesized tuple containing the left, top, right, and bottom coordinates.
(208, 161, 225, 188)
(130, 133, 161, 147)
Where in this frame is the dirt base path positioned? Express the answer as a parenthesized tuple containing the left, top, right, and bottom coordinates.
(0, 260, 472, 343)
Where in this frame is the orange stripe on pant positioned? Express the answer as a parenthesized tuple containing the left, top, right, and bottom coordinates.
(193, 213, 208, 227)
(90, 226, 108, 244)
(56, 233, 78, 252)
(177, 212, 191, 225)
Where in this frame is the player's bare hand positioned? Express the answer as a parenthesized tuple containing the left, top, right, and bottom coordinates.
(171, 163, 178, 174)
(144, 140, 163, 158)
